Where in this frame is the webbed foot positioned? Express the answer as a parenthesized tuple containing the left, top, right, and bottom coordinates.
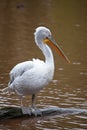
(31, 108, 42, 116)
(21, 107, 32, 116)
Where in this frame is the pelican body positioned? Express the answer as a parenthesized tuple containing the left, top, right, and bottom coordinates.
(3, 26, 70, 112)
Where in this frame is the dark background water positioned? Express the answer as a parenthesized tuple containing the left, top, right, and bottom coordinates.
(0, 0, 87, 129)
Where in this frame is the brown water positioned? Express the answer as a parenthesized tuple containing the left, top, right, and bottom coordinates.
(0, 0, 87, 129)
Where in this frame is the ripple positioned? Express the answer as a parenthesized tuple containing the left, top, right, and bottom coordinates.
(72, 62, 81, 65)
(76, 115, 87, 120)
(52, 80, 58, 85)
(80, 72, 87, 76)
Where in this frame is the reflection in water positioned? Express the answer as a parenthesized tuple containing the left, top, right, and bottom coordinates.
(0, 0, 87, 129)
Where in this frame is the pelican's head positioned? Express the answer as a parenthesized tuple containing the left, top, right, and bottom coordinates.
(34, 26, 70, 63)
(34, 26, 52, 43)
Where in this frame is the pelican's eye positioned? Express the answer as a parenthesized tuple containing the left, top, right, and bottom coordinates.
(45, 37, 48, 39)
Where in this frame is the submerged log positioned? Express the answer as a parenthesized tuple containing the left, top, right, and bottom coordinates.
(0, 106, 87, 120)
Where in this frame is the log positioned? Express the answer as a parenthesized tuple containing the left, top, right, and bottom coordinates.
(0, 106, 87, 120)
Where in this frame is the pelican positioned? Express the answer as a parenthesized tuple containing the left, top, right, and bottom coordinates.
(2, 26, 70, 115)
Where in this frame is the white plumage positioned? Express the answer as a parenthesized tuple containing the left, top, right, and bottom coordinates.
(2, 26, 70, 112)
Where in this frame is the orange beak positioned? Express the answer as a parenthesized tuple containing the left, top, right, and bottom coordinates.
(43, 37, 70, 63)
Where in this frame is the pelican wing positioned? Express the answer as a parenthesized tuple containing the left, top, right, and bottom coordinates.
(9, 61, 34, 85)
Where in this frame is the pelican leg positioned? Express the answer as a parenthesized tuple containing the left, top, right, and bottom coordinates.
(31, 94, 42, 116)
(19, 96, 30, 115)
(31, 94, 36, 108)
(20, 95, 31, 115)
(19, 95, 31, 115)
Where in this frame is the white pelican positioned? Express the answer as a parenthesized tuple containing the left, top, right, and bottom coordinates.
(3, 26, 70, 115)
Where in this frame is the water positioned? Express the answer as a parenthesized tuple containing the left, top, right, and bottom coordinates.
(0, 0, 87, 129)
